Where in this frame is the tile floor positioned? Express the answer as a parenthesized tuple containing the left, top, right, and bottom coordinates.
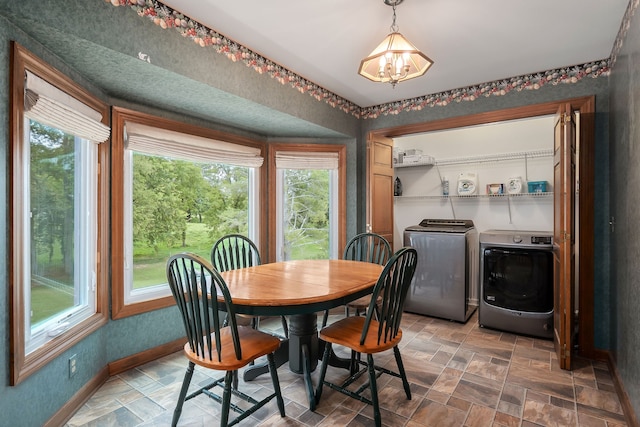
(66, 310, 628, 426)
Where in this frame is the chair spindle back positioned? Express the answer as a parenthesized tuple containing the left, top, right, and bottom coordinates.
(211, 234, 261, 272)
(361, 247, 418, 346)
(343, 232, 391, 266)
(166, 253, 241, 362)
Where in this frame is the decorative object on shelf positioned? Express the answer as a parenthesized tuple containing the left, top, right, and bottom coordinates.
(487, 183, 505, 195)
(394, 176, 403, 196)
(527, 180, 548, 193)
(457, 172, 478, 196)
(393, 148, 404, 164)
(442, 176, 449, 196)
(394, 154, 435, 167)
(358, 0, 434, 88)
(506, 176, 523, 194)
(402, 148, 423, 164)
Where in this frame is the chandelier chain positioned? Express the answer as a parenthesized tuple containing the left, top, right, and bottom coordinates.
(385, 0, 403, 32)
(390, 4, 399, 33)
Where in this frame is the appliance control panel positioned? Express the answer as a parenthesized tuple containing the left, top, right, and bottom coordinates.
(531, 236, 552, 245)
(479, 230, 553, 248)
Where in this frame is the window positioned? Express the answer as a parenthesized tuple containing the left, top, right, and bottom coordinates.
(269, 144, 346, 262)
(10, 43, 109, 385)
(111, 109, 266, 318)
(24, 117, 99, 353)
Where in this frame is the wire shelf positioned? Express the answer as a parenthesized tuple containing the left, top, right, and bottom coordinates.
(394, 160, 435, 168)
(434, 149, 553, 166)
(394, 192, 553, 200)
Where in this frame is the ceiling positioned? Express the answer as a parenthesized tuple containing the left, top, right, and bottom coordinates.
(1, 1, 630, 139)
(162, 0, 629, 108)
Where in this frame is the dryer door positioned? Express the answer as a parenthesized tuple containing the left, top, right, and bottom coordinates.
(482, 247, 553, 313)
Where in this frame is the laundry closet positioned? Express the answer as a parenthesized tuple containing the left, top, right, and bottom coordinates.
(393, 115, 556, 336)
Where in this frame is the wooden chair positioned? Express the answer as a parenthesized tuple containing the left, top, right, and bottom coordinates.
(211, 234, 288, 338)
(314, 247, 418, 427)
(321, 232, 391, 327)
(166, 253, 285, 427)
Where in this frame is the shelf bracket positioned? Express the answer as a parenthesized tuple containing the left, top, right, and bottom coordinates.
(448, 196, 456, 219)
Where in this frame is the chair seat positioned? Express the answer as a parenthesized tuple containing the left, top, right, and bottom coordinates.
(185, 325, 281, 371)
(319, 316, 402, 354)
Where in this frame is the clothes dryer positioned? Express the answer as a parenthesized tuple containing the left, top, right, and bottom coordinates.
(479, 230, 553, 339)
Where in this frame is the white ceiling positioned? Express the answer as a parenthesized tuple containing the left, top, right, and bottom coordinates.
(162, 0, 629, 108)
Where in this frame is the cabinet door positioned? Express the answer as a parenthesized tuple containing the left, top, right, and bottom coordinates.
(367, 135, 394, 246)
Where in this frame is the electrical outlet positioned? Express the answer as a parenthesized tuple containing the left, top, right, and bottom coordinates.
(69, 354, 77, 378)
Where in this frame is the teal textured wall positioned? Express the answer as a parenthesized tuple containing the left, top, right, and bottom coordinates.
(609, 0, 640, 417)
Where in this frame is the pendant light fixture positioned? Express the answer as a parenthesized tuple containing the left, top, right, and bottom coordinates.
(358, 0, 433, 87)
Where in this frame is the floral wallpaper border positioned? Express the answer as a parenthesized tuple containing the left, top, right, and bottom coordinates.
(107, 0, 636, 120)
(610, 0, 639, 68)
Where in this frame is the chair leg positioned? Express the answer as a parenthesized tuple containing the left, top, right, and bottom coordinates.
(280, 316, 289, 338)
(267, 353, 286, 417)
(172, 361, 195, 427)
(232, 369, 239, 390)
(367, 354, 382, 427)
(349, 349, 361, 375)
(221, 370, 233, 426)
(314, 342, 332, 404)
(393, 346, 412, 400)
(246, 317, 257, 367)
(223, 313, 230, 327)
(321, 310, 329, 328)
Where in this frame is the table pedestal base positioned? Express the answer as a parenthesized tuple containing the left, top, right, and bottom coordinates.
(288, 313, 318, 374)
(242, 312, 354, 410)
(242, 340, 288, 382)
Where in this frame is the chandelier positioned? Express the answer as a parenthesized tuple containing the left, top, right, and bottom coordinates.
(358, 0, 433, 87)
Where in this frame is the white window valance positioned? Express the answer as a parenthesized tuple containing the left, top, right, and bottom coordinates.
(124, 122, 264, 168)
(24, 71, 110, 143)
(275, 151, 339, 170)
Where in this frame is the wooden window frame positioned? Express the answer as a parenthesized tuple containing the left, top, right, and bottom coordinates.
(9, 42, 110, 385)
(267, 143, 347, 263)
(110, 107, 267, 319)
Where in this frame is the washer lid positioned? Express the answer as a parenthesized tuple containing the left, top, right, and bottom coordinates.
(406, 219, 475, 233)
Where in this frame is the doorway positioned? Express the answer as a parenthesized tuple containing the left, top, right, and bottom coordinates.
(367, 96, 596, 362)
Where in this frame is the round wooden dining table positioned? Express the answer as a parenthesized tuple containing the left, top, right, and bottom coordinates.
(219, 259, 383, 410)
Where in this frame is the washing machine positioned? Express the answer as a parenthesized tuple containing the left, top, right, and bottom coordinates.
(479, 230, 553, 339)
(403, 219, 478, 322)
